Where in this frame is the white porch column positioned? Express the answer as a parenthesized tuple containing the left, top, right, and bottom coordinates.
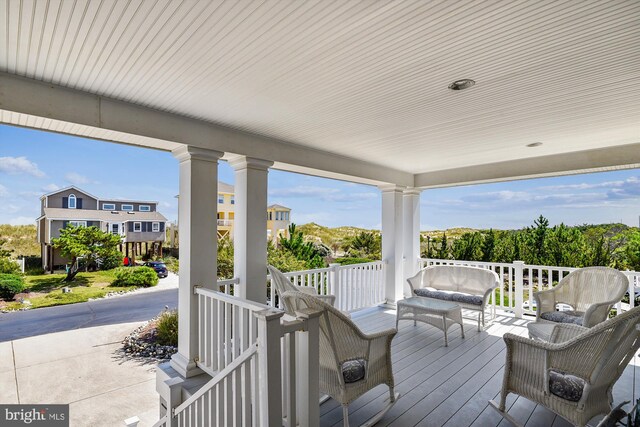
(230, 156, 274, 303)
(380, 185, 406, 305)
(403, 188, 421, 297)
(171, 146, 223, 378)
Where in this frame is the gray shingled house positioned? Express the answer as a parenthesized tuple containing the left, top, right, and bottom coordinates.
(36, 186, 167, 271)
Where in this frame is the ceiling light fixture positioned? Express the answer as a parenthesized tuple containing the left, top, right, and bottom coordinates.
(448, 79, 475, 90)
(526, 142, 543, 147)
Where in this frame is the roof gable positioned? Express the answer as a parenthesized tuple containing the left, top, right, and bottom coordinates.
(41, 185, 99, 201)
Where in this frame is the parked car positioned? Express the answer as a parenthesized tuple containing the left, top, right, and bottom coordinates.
(144, 261, 168, 278)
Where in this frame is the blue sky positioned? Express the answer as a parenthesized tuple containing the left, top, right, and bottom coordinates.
(1, 124, 639, 230)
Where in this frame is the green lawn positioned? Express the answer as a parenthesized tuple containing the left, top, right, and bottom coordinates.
(2, 270, 138, 310)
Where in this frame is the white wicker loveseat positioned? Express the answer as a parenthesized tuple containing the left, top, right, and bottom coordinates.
(407, 265, 500, 331)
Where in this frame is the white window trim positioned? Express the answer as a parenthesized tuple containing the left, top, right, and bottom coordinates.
(68, 194, 77, 209)
(122, 204, 134, 211)
(230, 196, 235, 205)
(133, 222, 142, 232)
(218, 194, 224, 204)
(102, 203, 116, 210)
(152, 222, 160, 232)
(139, 205, 151, 212)
(69, 220, 87, 227)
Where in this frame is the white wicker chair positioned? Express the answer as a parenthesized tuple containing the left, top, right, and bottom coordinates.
(282, 291, 399, 427)
(534, 267, 629, 328)
(268, 265, 336, 315)
(490, 306, 640, 427)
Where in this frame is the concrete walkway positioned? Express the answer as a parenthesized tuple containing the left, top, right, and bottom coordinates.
(1, 322, 161, 427)
(0, 273, 179, 342)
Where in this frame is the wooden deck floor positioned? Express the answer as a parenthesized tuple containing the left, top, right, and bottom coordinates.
(319, 307, 639, 427)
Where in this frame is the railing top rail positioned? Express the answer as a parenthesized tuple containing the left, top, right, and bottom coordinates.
(335, 260, 385, 270)
(195, 287, 272, 312)
(151, 415, 168, 427)
(281, 267, 332, 276)
(421, 258, 639, 276)
(421, 258, 514, 268)
(217, 277, 240, 285)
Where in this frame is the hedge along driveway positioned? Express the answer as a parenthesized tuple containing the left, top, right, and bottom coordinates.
(1, 270, 138, 310)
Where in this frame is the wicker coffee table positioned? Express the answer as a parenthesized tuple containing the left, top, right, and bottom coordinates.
(396, 297, 464, 346)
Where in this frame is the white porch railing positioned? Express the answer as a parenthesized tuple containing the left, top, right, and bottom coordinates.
(158, 288, 321, 427)
(420, 258, 639, 318)
(266, 261, 386, 313)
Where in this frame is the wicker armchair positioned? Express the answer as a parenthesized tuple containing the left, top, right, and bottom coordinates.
(490, 306, 640, 427)
(282, 291, 399, 427)
(268, 265, 336, 315)
(534, 267, 629, 328)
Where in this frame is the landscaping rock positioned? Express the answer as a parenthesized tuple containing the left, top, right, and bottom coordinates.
(122, 315, 177, 361)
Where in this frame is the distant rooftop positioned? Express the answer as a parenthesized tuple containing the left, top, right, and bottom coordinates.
(42, 185, 158, 205)
(268, 204, 290, 210)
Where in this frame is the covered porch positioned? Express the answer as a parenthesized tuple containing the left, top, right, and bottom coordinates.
(320, 307, 638, 427)
(1, 0, 640, 425)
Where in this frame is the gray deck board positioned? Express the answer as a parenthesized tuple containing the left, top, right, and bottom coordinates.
(319, 307, 638, 427)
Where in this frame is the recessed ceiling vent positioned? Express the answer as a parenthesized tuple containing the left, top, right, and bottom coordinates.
(448, 79, 476, 90)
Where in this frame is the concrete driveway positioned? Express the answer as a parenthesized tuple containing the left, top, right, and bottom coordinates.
(1, 322, 161, 427)
(0, 273, 179, 342)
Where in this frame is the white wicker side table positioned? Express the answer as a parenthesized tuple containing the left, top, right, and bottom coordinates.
(396, 297, 464, 346)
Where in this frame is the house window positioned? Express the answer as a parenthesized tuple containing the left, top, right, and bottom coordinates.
(122, 204, 134, 211)
(102, 203, 116, 210)
(218, 194, 224, 204)
(285, 212, 289, 220)
(230, 196, 235, 205)
(139, 205, 151, 212)
(69, 221, 87, 227)
(268, 212, 272, 220)
(68, 194, 77, 209)
(133, 222, 141, 232)
(152, 222, 160, 232)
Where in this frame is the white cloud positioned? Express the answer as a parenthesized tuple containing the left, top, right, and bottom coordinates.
(0, 156, 45, 177)
(64, 172, 92, 185)
(539, 180, 625, 191)
(269, 186, 377, 202)
(19, 191, 43, 198)
(42, 183, 60, 192)
(2, 204, 21, 214)
(270, 186, 339, 198)
(0, 184, 8, 197)
(8, 216, 36, 225)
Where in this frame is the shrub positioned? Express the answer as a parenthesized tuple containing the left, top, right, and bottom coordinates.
(0, 257, 20, 274)
(156, 309, 178, 346)
(0, 273, 26, 300)
(162, 257, 179, 273)
(99, 252, 122, 270)
(112, 266, 159, 287)
(24, 267, 45, 276)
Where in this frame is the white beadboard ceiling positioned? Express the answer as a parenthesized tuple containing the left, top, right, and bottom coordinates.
(1, 0, 639, 175)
